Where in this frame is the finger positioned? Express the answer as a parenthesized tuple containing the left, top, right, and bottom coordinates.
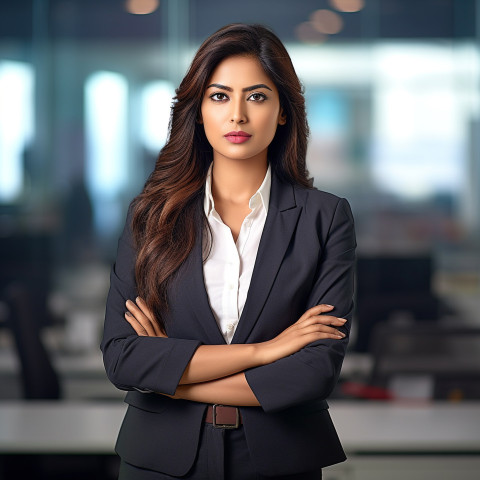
(280, 320, 346, 339)
(152, 322, 165, 337)
(300, 323, 346, 338)
(312, 303, 335, 314)
(125, 309, 167, 338)
(313, 332, 346, 340)
(136, 297, 155, 322)
(294, 314, 345, 331)
(297, 304, 334, 322)
(135, 297, 165, 337)
(308, 315, 348, 326)
(126, 300, 157, 336)
(127, 298, 150, 321)
(151, 320, 166, 337)
(125, 312, 148, 336)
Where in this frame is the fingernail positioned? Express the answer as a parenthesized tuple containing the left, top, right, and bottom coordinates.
(339, 318, 347, 322)
(325, 304, 334, 308)
(125, 311, 132, 317)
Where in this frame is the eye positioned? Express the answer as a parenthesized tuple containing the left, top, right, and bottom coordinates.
(209, 92, 229, 102)
(247, 92, 267, 102)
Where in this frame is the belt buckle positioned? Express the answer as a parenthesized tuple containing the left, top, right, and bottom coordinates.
(212, 404, 240, 429)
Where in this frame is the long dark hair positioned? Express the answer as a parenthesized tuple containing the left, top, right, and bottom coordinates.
(132, 23, 311, 331)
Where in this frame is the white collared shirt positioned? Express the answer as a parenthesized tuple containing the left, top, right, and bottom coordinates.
(202, 164, 271, 343)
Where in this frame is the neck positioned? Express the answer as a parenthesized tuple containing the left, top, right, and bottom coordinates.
(211, 156, 268, 206)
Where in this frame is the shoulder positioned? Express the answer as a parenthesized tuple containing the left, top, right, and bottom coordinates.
(290, 186, 357, 256)
(291, 184, 355, 245)
(293, 184, 352, 217)
(270, 173, 354, 224)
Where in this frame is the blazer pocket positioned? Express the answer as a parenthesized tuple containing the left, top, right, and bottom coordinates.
(116, 393, 204, 476)
(243, 402, 345, 476)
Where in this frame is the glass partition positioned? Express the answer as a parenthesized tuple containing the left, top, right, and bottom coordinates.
(0, 0, 478, 357)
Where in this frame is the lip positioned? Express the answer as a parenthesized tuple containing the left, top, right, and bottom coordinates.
(224, 131, 252, 144)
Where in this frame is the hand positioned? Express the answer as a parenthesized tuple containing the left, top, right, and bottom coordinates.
(125, 297, 167, 337)
(258, 304, 346, 365)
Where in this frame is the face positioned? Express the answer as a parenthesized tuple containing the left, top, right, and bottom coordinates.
(200, 55, 286, 165)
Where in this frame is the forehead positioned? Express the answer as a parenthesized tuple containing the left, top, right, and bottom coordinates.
(207, 55, 276, 88)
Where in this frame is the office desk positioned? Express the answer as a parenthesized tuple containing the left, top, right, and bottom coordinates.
(1, 400, 479, 480)
(0, 347, 124, 400)
(330, 401, 480, 453)
(0, 401, 126, 454)
(1, 400, 479, 454)
(328, 401, 480, 480)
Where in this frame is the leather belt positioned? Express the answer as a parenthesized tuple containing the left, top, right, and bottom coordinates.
(205, 404, 242, 429)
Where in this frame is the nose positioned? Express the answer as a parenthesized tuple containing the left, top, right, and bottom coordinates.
(230, 98, 247, 124)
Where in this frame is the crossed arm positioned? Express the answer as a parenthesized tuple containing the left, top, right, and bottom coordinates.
(125, 297, 347, 407)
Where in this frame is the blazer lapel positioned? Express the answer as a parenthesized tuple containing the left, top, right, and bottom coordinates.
(232, 174, 302, 344)
(181, 223, 227, 345)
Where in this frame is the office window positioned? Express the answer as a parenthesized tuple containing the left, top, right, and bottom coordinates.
(84, 71, 128, 239)
(370, 44, 476, 200)
(140, 80, 175, 153)
(0, 61, 34, 202)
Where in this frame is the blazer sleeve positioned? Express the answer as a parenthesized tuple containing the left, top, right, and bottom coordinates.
(100, 207, 201, 396)
(245, 197, 356, 413)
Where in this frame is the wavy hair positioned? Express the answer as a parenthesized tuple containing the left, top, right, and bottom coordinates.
(132, 23, 311, 331)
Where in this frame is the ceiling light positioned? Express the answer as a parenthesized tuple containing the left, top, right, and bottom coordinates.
(329, 0, 365, 13)
(125, 0, 159, 15)
(295, 21, 328, 44)
(310, 9, 344, 35)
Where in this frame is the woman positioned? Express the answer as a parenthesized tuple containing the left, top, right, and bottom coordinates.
(101, 23, 356, 479)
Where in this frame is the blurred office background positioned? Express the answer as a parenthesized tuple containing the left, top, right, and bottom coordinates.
(0, 0, 480, 479)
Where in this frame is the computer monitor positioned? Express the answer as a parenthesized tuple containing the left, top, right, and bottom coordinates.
(353, 254, 441, 352)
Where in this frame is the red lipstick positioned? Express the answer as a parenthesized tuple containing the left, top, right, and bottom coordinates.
(224, 131, 252, 144)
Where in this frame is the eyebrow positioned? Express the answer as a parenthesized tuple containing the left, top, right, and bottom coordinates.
(206, 83, 273, 92)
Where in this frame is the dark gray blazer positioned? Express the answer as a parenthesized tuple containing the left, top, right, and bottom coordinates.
(101, 173, 356, 477)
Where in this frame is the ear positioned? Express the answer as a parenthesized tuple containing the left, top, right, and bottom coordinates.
(278, 108, 287, 125)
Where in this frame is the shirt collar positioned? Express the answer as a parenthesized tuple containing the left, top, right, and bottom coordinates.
(204, 164, 271, 216)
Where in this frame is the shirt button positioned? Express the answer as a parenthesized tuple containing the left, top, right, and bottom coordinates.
(228, 284, 235, 290)
(227, 323, 235, 331)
